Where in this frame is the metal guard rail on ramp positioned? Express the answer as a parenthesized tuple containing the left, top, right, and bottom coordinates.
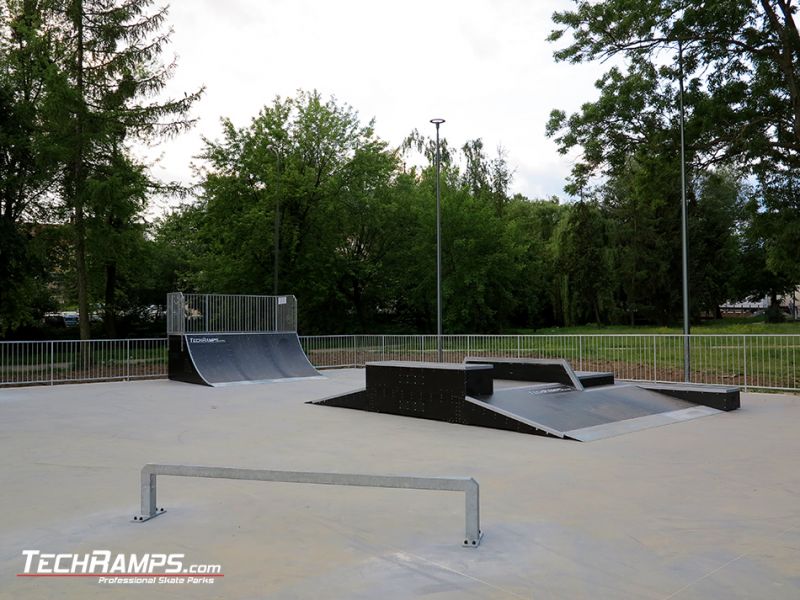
(134, 464, 482, 547)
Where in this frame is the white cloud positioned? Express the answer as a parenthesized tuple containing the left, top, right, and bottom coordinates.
(144, 0, 610, 209)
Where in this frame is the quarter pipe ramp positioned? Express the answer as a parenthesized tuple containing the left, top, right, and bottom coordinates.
(169, 332, 322, 386)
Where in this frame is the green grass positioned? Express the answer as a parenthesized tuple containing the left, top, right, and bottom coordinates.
(507, 316, 800, 335)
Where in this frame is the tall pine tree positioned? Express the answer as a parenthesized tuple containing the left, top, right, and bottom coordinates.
(52, 0, 202, 338)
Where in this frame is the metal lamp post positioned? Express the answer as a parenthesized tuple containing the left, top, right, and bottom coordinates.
(430, 118, 445, 362)
(678, 40, 690, 382)
(269, 146, 281, 295)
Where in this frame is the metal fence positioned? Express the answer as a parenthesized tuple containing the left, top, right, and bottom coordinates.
(166, 292, 297, 335)
(300, 334, 800, 393)
(0, 338, 167, 387)
(1, 334, 798, 392)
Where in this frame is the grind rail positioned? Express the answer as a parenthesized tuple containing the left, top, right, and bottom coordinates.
(134, 464, 482, 547)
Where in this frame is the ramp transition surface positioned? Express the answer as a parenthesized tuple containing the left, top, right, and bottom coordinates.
(169, 332, 322, 386)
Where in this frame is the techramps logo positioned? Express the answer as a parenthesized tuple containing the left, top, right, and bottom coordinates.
(188, 337, 225, 344)
(17, 550, 223, 585)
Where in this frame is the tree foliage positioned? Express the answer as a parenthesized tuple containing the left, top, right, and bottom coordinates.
(547, 0, 800, 320)
(164, 91, 567, 333)
(2, 2, 797, 337)
(0, 0, 201, 337)
(548, 0, 800, 178)
(0, 0, 60, 332)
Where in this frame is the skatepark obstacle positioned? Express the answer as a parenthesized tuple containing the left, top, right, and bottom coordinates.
(312, 358, 739, 441)
(166, 293, 320, 386)
(134, 463, 482, 547)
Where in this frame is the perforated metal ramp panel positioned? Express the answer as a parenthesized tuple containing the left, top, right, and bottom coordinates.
(169, 332, 322, 386)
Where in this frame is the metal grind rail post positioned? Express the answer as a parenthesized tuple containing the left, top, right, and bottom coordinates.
(135, 464, 482, 547)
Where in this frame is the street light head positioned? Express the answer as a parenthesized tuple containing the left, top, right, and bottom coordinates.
(430, 118, 445, 125)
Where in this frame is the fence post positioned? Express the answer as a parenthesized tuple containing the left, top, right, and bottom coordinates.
(652, 335, 657, 382)
(578, 335, 583, 371)
(382, 335, 385, 362)
(517, 335, 521, 358)
(743, 335, 748, 392)
(49, 341, 54, 386)
(126, 339, 131, 381)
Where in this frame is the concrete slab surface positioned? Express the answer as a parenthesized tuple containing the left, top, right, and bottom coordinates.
(0, 370, 799, 599)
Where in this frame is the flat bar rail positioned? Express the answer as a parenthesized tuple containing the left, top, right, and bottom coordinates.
(136, 464, 482, 547)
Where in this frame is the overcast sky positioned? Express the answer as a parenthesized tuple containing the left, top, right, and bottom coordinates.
(146, 0, 610, 212)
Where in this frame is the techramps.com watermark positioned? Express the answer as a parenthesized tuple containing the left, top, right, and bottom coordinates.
(17, 550, 223, 585)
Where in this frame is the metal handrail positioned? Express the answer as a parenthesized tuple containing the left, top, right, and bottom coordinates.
(135, 464, 482, 547)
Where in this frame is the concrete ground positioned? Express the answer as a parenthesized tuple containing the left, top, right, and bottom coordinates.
(0, 370, 798, 599)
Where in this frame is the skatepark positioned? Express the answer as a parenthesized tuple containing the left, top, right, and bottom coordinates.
(4, 0, 800, 596)
(0, 293, 798, 598)
(1, 372, 799, 599)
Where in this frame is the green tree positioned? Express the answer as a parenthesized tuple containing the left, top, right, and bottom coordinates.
(84, 152, 149, 336)
(548, 0, 800, 179)
(0, 0, 59, 333)
(602, 149, 684, 325)
(52, 0, 202, 338)
(193, 91, 400, 332)
(758, 174, 800, 285)
(183, 95, 540, 334)
(732, 180, 799, 321)
(546, 1, 796, 323)
(552, 200, 611, 326)
(392, 134, 526, 332)
(688, 170, 744, 317)
(460, 139, 513, 215)
(324, 137, 405, 331)
(503, 196, 564, 329)
(150, 203, 205, 293)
